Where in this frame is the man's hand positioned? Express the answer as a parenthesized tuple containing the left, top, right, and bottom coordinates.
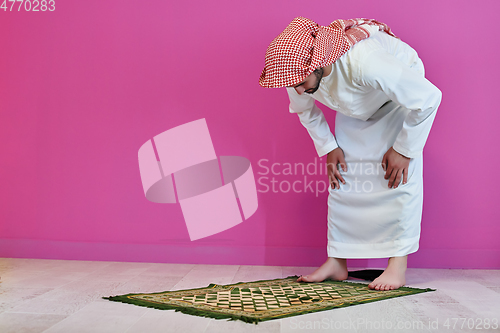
(382, 147, 410, 189)
(327, 147, 347, 189)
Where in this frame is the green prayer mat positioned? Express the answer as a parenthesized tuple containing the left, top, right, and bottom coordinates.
(103, 276, 434, 324)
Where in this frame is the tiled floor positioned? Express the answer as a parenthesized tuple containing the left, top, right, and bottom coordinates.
(0, 258, 499, 332)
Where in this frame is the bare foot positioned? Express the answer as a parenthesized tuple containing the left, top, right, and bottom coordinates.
(368, 256, 407, 290)
(297, 257, 348, 283)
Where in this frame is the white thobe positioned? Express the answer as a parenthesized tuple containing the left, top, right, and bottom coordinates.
(287, 30, 442, 258)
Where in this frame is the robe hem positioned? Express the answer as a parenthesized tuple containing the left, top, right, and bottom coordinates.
(327, 236, 419, 259)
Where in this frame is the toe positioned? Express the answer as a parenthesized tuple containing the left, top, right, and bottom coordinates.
(369, 279, 380, 290)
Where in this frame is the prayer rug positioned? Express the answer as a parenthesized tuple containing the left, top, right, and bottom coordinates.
(103, 276, 434, 324)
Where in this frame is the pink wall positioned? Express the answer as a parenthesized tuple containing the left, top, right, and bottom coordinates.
(1, 0, 499, 269)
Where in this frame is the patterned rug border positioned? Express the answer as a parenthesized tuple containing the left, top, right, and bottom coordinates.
(103, 276, 435, 324)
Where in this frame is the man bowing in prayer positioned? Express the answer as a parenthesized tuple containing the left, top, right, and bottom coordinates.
(259, 17, 441, 290)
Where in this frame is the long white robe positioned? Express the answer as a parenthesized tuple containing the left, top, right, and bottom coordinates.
(287, 30, 442, 258)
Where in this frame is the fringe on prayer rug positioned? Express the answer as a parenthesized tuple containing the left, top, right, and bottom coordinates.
(103, 276, 434, 324)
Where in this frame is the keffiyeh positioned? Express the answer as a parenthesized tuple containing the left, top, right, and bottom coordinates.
(259, 17, 397, 88)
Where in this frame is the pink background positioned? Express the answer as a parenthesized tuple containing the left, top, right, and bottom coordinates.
(1, 0, 499, 269)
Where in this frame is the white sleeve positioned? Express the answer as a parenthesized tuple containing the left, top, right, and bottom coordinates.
(286, 87, 339, 157)
(356, 49, 442, 158)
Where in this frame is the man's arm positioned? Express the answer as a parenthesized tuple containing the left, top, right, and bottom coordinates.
(286, 88, 346, 189)
(357, 48, 442, 188)
(286, 88, 339, 156)
(358, 49, 442, 159)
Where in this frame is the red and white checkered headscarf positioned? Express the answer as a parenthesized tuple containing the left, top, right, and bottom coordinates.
(259, 17, 397, 88)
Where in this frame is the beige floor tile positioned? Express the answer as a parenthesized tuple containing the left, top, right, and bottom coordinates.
(231, 265, 282, 284)
(1, 268, 93, 289)
(171, 264, 240, 290)
(106, 275, 182, 295)
(487, 286, 500, 294)
(461, 269, 500, 287)
(9, 278, 125, 315)
(125, 308, 211, 333)
(405, 268, 467, 287)
(43, 299, 148, 333)
(280, 266, 316, 279)
(89, 261, 154, 280)
(0, 258, 498, 333)
(205, 316, 280, 333)
(426, 279, 500, 317)
(0, 312, 67, 333)
(0, 287, 54, 314)
(0, 258, 109, 274)
(140, 263, 195, 278)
